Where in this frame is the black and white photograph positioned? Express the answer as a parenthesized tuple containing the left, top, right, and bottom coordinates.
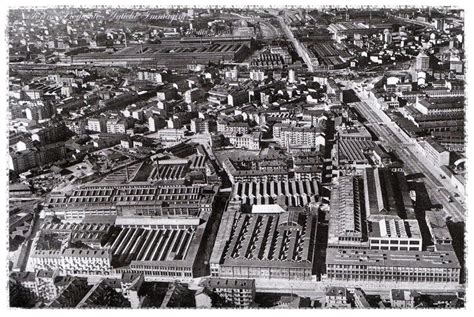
(2, 1, 471, 311)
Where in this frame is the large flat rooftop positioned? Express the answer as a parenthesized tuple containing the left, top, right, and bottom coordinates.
(425, 210, 452, 244)
(326, 247, 460, 269)
(368, 219, 422, 240)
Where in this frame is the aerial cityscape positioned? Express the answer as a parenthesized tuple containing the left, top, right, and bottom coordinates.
(7, 6, 466, 309)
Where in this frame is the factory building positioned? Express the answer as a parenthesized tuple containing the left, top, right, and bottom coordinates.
(325, 168, 461, 286)
(232, 179, 319, 207)
(210, 201, 318, 281)
(45, 182, 216, 220)
(71, 42, 250, 69)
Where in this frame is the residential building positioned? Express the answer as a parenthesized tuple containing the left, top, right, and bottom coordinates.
(201, 278, 256, 307)
(416, 52, 430, 71)
(190, 118, 209, 134)
(225, 132, 261, 151)
(148, 115, 166, 132)
(87, 117, 107, 133)
(390, 289, 419, 308)
(157, 128, 185, 147)
(273, 123, 325, 152)
(106, 118, 132, 134)
(325, 286, 351, 308)
(184, 88, 204, 104)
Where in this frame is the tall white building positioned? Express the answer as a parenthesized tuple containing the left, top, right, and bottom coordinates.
(384, 29, 392, 44)
(250, 69, 265, 82)
(416, 52, 430, 71)
(288, 69, 297, 83)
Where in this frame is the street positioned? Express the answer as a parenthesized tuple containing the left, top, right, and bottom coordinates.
(345, 86, 465, 222)
(273, 14, 314, 72)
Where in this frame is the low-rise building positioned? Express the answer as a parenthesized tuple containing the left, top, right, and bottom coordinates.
(325, 286, 351, 308)
(390, 289, 419, 308)
(420, 137, 450, 167)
